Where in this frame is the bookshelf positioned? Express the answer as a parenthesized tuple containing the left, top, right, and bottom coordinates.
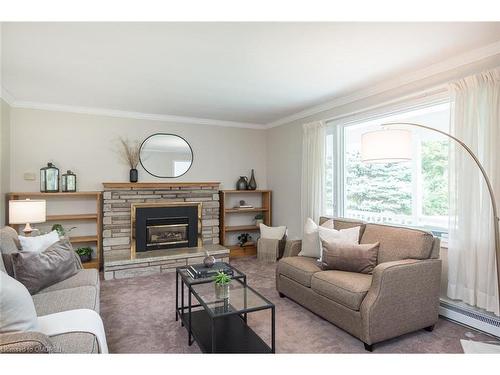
(6, 191, 103, 270)
(219, 190, 271, 258)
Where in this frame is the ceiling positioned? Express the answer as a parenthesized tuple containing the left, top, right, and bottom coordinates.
(2, 22, 500, 126)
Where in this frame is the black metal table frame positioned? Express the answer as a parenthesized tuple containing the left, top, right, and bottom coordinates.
(175, 265, 276, 353)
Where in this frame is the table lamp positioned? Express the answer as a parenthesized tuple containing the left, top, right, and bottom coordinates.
(9, 199, 47, 235)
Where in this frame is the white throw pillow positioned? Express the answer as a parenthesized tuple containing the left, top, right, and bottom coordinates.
(18, 230, 59, 253)
(0, 271, 39, 333)
(298, 218, 322, 258)
(259, 223, 287, 240)
(299, 218, 361, 259)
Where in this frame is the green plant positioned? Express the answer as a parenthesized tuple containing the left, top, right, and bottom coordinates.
(254, 214, 264, 220)
(214, 271, 231, 285)
(237, 233, 252, 247)
(76, 247, 93, 257)
(51, 224, 76, 237)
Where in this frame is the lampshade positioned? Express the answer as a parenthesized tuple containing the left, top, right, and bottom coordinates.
(9, 199, 47, 224)
(361, 128, 412, 163)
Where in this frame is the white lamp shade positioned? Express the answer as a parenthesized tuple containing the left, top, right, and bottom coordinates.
(9, 199, 47, 224)
(361, 129, 412, 163)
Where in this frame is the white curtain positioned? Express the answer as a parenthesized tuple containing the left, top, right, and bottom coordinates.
(447, 67, 500, 316)
(301, 121, 326, 230)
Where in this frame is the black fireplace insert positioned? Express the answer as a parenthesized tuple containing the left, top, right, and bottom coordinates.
(133, 204, 200, 252)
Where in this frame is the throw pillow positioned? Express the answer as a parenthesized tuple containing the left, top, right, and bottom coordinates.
(298, 218, 361, 259)
(0, 226, 22, 277)
(0, 271, 39, 333)
(11, 241, 79, 294)
(18, 230, 59, 253)
(321, 240, 380, 274)
(259, 223, 287, 240)
(298, 218, 322, 258)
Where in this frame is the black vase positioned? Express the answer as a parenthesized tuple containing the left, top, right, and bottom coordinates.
(130, 168, 138, 183)
(236, 176, 248, 190)
(248, 169, 257, 190)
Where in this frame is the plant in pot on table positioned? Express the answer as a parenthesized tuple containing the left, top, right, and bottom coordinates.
(214, 271, 231, 299)
(76, 247, 93, 263)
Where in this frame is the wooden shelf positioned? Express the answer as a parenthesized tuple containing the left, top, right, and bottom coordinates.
(220, 190, 271, 194)
(46, 214, 98, 221)
(7, 191, 103, 271)
(8, 191, 101, 197)
(82, 259, 99, 269)
(70, 235, 98, 243)
(225, 225, 260, 232)
(228, 245, 257, 258)
(225, 207, 269, 213)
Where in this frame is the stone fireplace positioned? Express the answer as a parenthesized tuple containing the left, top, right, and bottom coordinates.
(102, 182, 229, 280)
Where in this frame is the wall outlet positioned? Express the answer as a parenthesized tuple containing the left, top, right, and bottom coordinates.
(23, 172, 36, 181)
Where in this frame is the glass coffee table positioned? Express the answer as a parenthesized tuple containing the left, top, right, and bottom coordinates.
(176, 263, 275, 353)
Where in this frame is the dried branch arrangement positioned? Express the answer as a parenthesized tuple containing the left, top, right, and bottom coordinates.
(118, 137, 141, 169)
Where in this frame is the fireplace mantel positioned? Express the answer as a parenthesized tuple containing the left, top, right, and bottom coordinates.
(102, 182, 220, 189)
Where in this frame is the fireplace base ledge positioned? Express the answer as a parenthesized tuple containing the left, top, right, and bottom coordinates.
(103, 244, 230, 280)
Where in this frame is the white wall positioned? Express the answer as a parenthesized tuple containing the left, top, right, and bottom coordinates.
(0, 99, 11, 226)
(267, 54, 500, 239)
(9, 108, 267, 192)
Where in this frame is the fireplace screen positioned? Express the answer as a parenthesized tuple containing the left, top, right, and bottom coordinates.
(146, 221, 189, 248)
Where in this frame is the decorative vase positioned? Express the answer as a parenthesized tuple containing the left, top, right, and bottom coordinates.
(215, 283, 230, 299)
(236, 176, 248, 190)
(203, 252, 216, 268)
(130, 168, 138, 183)
(248, 169, 257, 190)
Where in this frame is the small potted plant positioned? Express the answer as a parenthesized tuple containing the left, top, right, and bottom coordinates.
(237, 233, 252, 247)
(214, 271, 231, 299)
(254, 214, 264, 226)
(76, 247, 93, 263)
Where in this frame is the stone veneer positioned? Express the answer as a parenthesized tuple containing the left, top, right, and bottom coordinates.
(102, 182, 228, 279)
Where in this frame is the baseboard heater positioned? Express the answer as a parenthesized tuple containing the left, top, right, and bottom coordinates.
(439, 300, 500, 338)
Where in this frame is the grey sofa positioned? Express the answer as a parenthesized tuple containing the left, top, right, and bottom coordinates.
(276, 217, 442, 351)
(0, 226, 102, 353)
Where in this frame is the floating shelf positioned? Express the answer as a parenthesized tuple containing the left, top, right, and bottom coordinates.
(82, 259, 99, 270)
(225, 207, 269, 213)
(46, 214, 98, 221)
(8, 192, 101, 197)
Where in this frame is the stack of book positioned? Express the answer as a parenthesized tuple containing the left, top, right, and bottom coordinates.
(185, 262, 234, 279)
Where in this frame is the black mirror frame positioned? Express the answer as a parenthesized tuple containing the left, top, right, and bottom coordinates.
(139, 133, 194, 178)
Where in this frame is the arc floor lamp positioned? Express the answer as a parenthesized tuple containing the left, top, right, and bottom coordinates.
(361, 122, 500, 312)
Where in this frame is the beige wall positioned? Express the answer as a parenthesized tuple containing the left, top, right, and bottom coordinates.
(9, 108, 267, 192)
(0, 99, 11, 226)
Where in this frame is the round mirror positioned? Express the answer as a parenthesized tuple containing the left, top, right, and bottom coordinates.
(139, 134, 193, 178)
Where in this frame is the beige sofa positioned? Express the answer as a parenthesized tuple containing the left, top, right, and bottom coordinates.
(0, 226, 102, 353)
(276, 217, 442, 351)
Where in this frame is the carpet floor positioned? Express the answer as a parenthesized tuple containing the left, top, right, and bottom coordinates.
(100, 257, 499, 353)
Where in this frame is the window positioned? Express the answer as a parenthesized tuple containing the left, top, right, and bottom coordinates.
(325, 102, 450, 235)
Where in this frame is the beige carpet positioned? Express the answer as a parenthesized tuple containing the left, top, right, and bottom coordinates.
(100, 257, 500, 353)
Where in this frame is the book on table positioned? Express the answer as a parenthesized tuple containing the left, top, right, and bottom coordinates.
(186, 262, 234, 279)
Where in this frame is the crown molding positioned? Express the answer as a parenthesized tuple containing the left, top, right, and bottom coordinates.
(0, 92, 266, 129)
(0, 87, 15, 106)
(265, 40, 500, 128)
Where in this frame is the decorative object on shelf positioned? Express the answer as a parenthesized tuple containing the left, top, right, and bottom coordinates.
(118, 137, 141, 183)
(40, 162, 60, 192)
(203, 250, 216, 268)
(75, 247, 93, 263)
(139, 133, 193, 178)
(235, 200, 253, 209)
(8, 199, 46, 235)
(254, 214, 264, 226)
(237, 232, 252, 247)
(61, 170, 77, 192)
(214, 271, 231, 299)
(248, 169, 257, 190)
(236, 176, 248, 190)
(51, 224, 76, 239)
